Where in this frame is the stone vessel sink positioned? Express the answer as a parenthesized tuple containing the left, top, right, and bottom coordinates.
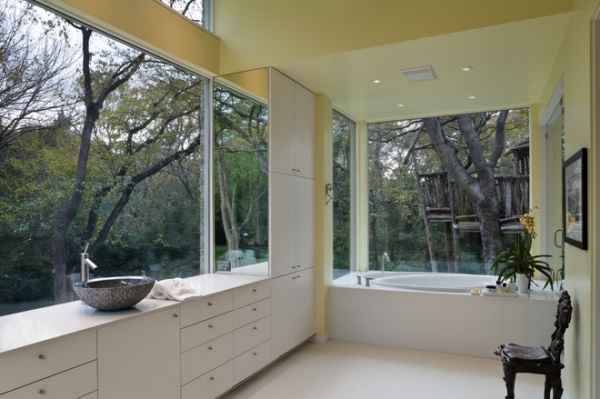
(73, 276, 155, 311)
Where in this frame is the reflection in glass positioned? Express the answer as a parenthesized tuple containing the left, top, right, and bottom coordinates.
(213, 78, 269, 274)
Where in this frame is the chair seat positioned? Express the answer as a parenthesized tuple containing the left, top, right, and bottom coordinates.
(499, 343, 552, 363)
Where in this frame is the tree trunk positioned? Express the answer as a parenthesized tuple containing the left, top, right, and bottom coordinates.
(423, 115, 506, 271)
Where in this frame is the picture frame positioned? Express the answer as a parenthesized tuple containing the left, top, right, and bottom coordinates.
(563, 148, 588, 249)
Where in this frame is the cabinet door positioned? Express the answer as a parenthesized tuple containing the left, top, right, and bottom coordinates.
(270, 274, 296, 359)
(294, 84, 314, 179)
(271, 268, 315, 360)
(295, 267, 316, 343)
(295, 176, 314, 272)
(270, 69, 296, 175)
(97, 308, 180, 399)
(270, 172, 296, 277)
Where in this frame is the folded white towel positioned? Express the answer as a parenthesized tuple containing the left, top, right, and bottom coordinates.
(147, 278, 200, 301)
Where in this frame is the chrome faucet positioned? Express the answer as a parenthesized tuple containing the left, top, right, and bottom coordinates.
(382, 252, 390, 272)
(81, 243, 98, 283)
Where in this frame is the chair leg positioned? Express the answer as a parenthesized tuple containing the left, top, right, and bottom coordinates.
(544, 373, 563, 399)
(551, 375, 563, 399)
(544, 375, 552, 399)
(502, 365, 515, 399)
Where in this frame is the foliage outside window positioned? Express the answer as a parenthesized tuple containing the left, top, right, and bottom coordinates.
(0, 0, 209, 316)
(368, 109, 529, 275)
(213, 84, 268, 272)
(332, 110, 354, 279)
(160, 0, 211, 29)
(160, 0, 212, 29)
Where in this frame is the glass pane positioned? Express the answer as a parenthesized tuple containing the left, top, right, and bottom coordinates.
(213, 82, 269, 274)
(367, 109, 529, 275)
(332, 111, 354, 279)
(0, 0, 209, 315)
(160, 0, 210, 29)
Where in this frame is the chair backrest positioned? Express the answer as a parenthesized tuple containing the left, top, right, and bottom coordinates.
(547, 291, 572, 362)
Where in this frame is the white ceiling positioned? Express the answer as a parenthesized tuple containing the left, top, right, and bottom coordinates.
(273, 13, 572, 122)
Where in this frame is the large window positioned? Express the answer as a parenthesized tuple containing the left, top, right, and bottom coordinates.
(213, 82, 269, 273)
(332, 110, 354, 278)
(0, 0, 209, 315)
(368, 110, 529, 274)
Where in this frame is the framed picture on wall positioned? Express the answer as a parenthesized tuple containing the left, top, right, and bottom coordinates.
(563, 148, 588, 250)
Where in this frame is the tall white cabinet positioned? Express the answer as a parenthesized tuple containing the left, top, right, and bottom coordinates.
(269, 68, 316, 360)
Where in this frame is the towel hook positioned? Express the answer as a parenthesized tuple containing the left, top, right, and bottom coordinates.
(325, 183, 335, 205)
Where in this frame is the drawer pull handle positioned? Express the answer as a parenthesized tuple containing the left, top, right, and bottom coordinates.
(253, 326, 258, 330)
(173, 313, 179, 318)
(208, 324, 213, 329)
(208, 302, 213, 306)
(252, 288, 257, 293)
(210, 376, 215, 381)
(253, 352, 258, 356)
(253, 307, 257, 311)
(39, 389, 46, 395)
(208, 346, 213, 351)
(38, 354, 46, 360)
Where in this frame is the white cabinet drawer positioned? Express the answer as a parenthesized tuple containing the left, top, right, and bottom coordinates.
(181, 312, 234, 352)
(180, 291, 233, 328)
(232, 298, 271, 330)
(233, 280, 271, 308)
(0, 330, 97, 394)
(0, 361, 97, 399)
(233, 340, 272, 385)
(233, 316, 271, 357)
(181, 361, 233, 399)
(181, 333, 234, 385)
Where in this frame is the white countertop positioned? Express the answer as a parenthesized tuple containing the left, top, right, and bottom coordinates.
(0, 273, 269, 355)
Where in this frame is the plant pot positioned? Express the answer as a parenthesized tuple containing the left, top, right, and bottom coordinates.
(516, 273, 529, 293)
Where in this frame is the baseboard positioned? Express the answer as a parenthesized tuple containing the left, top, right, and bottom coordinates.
(310, 333, 330, 344)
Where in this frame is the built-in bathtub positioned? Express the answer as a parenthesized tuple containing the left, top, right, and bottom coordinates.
(362, 272, 498, 292)
(330, 272, 559, 359)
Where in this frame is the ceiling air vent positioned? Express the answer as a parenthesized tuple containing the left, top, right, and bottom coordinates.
(401, 65, 437, 83)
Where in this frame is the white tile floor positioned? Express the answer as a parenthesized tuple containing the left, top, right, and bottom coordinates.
(223, 340, 545, 398)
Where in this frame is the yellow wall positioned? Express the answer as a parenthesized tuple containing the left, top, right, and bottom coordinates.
(314, 95, 333, 340)
(535, 0, 598, 397)
(36, 0, 220, 76)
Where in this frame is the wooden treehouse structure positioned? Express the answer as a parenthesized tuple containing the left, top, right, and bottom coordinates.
(416, 142, 530, 272)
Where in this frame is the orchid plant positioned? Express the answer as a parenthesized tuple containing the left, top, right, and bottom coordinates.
(491, 211, 554, 290)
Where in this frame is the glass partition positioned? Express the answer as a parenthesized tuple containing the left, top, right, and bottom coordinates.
(213, 69, 269, 275)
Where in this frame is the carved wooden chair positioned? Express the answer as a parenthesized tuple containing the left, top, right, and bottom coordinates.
(495, 291, 572, 399)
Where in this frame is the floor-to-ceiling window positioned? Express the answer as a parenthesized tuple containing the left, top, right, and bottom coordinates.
(332, 110, 354, 279)
(367, 109, 530, 274)
(0, 0, 210, 315)
(213, 81, 269, 272)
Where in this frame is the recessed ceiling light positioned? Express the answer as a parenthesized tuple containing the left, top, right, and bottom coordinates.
(461, 66, 474, 72)
(372, 79, 381, 84)
(468, 95, 476, 99)
(397, 103, 405, 108)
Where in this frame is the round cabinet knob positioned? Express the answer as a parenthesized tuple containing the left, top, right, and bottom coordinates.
(208, 302, 213, 306)
(173, 313, 179, 318)
(208, 324, 214, 329)
(208, 346, 213, 351)
(210, 376, 215, 381)
(253, 326, 258, 330)
(38, 354, 46, 360)
(252, 288, 257, 293)
(39, 389, 46, 395)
